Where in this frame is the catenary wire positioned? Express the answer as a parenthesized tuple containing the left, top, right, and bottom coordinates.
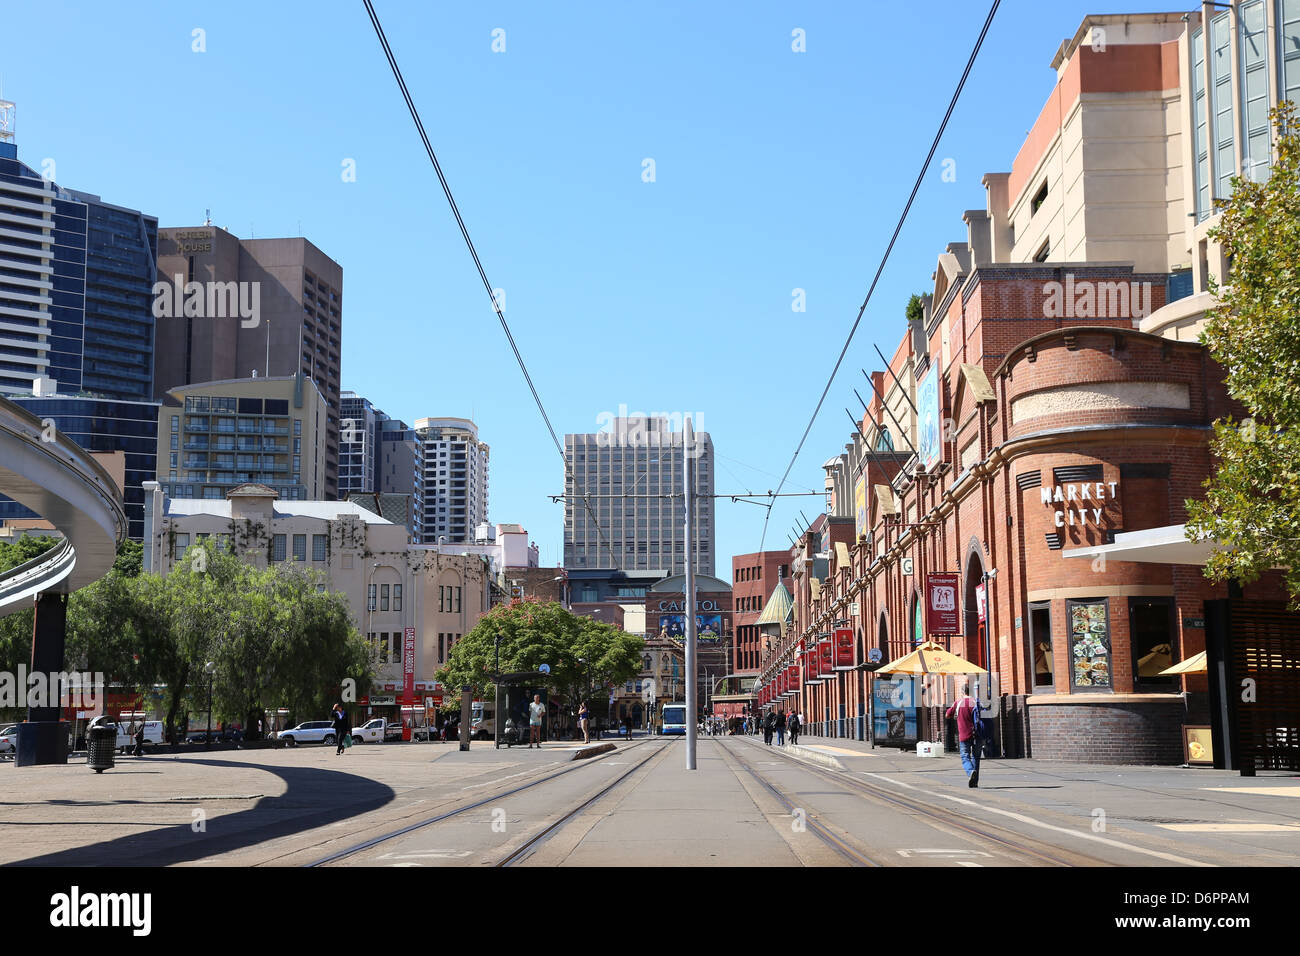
(362, 0, 617, 567)
(757, 0, 1001, 553)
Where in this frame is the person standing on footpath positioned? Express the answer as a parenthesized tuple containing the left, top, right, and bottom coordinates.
(788, 711, 800, 746)
(332, 703, 350, 755)
(775, 709, 787, 746)
(763, 711, 775, 745)
(578, 701, 591, 744)
(528, 694, 545, 748)
(945, 684, 980, 787)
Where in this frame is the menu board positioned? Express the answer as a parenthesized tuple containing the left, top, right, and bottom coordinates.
(1068, 600, 1111, 689)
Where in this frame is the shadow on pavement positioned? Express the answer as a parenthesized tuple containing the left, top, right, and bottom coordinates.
(8, 758, 396, 866)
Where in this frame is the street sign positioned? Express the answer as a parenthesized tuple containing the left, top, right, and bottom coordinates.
(539, 663, 550, 674)
(901, 557, 914, 575)
(925, 572, 960, 635)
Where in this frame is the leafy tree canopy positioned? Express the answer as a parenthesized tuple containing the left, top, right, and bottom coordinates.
(1187, 104, 1300, 598)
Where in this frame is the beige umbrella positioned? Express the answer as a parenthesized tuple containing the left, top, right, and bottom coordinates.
(875, 640, 988, 675)
(1157, 650, 1207, 676)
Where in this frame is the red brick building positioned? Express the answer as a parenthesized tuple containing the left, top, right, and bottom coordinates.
(732, 551, 789, 677)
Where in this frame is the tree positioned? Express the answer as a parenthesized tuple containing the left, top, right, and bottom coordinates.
(1187, 104, 1300, 598)
(905, 293, 925, 324)
(436, 601, 643, 729)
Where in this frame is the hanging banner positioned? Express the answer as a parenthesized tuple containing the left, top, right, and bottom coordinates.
(925, 572, 960, 635)
(917, 365, 942, 471)
(833, 627, 855, 669)
(818, 639, 833, 672)
(976, 582, 987, 623)
(787, 664, 800, 693)
(402, 626, 416, 701)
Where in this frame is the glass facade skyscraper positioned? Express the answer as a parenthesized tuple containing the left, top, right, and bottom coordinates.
(0, 141, 157, 400)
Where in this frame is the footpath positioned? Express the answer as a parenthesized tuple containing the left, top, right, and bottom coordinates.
(747, 731, 1300, 865)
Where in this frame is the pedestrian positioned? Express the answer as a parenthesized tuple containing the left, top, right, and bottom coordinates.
(331, 703, 349, 755)
(578, 701, 591, 744)
(788, 711, 800, 746)
(945, 683, 980, 787)
(763, 711, 775, 745)
(133, 722, 145, 757)
(775, 709, 787, 746)
(528, 694, 545, 748)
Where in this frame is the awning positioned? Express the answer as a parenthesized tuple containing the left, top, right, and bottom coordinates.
(835, 542, 851, 569)
(1159, 650, 1207, 675)
(1061, 524, 1222, 566)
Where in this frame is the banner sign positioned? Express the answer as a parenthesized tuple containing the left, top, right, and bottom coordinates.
(833, 628, 855, 669)
(403, 626, 416, 700)
(917, 365, 942, 471)
(786, 664, 799, 693)
(926, 572, 960, 635)
(818, 639, 833, 672)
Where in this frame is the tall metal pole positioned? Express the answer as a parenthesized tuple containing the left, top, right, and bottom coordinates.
(684, 416, 697, 770)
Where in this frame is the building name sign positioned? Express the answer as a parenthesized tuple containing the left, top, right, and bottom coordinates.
(1040, 481, 1118, 528)
(169, 229, 213, 255)
(658, 599, 721, 612)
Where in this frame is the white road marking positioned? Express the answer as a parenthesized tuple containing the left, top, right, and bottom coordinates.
(897, 849, 992, 858)
(463, 767, 554, 790)
(858, 771, 1214, 867)
(956, 861, 984, 867)
(378, 850, 473, 859)
(1203, 787, 1300, 797)
(1158, 823, 1300, 833)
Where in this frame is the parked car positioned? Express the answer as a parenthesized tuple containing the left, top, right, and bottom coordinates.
(0, 725, 16, 754)
(277, 720, 338, 746)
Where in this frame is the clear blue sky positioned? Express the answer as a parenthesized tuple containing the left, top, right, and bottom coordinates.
(2, 0, 1182, 576)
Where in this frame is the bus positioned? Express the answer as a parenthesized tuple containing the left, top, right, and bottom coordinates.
(659, 702, 687, 736)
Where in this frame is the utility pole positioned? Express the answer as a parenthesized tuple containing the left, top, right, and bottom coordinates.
(684, 416, 697, 770)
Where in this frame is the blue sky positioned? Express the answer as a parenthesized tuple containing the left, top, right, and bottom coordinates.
(1, 0, 1183, 576)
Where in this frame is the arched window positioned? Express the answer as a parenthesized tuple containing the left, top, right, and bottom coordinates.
(876, 428, 895, 452)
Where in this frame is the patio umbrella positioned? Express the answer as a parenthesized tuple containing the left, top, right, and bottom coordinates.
(1157, 650, 1207, 675)
(875, 640, 988, 675)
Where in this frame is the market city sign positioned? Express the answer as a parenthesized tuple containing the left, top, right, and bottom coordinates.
(1040, 480, 1118, 528)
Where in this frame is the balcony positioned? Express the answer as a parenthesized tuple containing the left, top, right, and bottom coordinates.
(264, 424, 289, 435)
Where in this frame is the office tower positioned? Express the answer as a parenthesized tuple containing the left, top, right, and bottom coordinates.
(415, 417, 489, 545)
(0, 115, 158, 400)
(564, 416, 714, 576)
(157, 372, 327, 501)
(154, 225, 343, 496)
(339, 391, 381, 498)
(378, 416, 421, 540)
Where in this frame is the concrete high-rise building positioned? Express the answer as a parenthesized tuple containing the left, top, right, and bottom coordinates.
(154, 225, 343, 496)
(415, 417, 488, 545)
(0, 125, 158, 400)
(156, 372, 328, 502)
(564, 416, 714, 576)
(339, 391, 382, 498)
(378, 416, 421, 539)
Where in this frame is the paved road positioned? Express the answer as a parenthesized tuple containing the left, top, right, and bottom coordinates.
(2, 735, 1297, 866)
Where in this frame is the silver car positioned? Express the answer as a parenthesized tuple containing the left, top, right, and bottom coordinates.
(277, 720, 338, 747)
(0, 725, 15, 754)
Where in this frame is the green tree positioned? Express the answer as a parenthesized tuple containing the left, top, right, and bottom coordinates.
(1187, 104, 1300, 598)
(436, 601, 643, 729)
(905, 293, 925, 324)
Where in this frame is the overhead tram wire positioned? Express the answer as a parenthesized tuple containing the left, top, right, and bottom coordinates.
(755, 0, 1001, 554)
(362, 0, 617, 568)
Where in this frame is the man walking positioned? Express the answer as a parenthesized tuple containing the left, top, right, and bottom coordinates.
(332, 703, 350, 755)
(775, 709, 787, 747)
(788, 711, 800, 746)
(763, 711, 775, 745)
(945, 684, 980, 787)
(528, 694, 545, 748)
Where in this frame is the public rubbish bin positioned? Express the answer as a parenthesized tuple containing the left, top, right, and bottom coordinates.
(87, 725, 116, 773)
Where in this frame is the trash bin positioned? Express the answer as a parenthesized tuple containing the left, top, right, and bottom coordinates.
(87, 725, 116, 773)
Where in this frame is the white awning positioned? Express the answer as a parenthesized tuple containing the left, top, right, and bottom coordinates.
(1061, 524, 1220, 566)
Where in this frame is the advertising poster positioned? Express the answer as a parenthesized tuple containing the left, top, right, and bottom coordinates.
(917, 365, 942, 471)
(833, 627, 855, 668)
(872, 675, 918, 745)
(658, 614, 723, 643)
(926, 572, 960, 635)
(1067, 600, 1111, 688)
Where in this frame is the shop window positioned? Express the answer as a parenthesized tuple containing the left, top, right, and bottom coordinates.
(1030, 602, 1054, 689)
(1066, 599, 1112, 691)
(1130, 597, 1177, 690)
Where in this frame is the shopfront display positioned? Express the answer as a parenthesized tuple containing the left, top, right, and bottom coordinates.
(1067, 599, 1112, 690)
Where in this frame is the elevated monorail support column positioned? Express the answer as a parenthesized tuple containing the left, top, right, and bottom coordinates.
(15, 592, 70, 767)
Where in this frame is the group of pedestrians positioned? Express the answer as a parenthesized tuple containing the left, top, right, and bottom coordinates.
(759, 709, 802, 747)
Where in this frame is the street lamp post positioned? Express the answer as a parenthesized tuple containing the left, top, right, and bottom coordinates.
(494, 632, 502, 750)
(204, 661, 216, 749)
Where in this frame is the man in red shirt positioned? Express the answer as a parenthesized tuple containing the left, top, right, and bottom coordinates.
(945, 685, 979, 788)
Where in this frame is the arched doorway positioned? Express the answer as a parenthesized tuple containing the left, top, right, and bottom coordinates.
(964, 548, 987, 671)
